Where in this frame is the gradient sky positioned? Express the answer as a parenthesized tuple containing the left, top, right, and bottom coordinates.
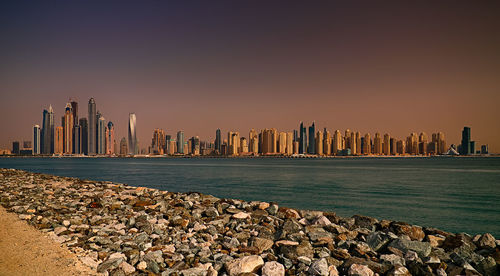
(1, 1, 499, 152)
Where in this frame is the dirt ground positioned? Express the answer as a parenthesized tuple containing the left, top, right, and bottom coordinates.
(0, 206, 95, 276)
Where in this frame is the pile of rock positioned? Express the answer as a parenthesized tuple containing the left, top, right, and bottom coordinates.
(0, 168, 499, 275)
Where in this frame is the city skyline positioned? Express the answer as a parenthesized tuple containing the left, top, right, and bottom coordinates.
(1, 2, 499, 152)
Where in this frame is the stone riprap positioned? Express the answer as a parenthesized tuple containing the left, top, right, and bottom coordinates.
(0, 168, 499, 276)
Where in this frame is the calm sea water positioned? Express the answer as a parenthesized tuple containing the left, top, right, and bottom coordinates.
(1, 157, 499, 237)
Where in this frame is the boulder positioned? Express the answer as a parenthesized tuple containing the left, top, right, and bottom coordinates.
(308, 258, 329, 276)
(348, 264, 374, 276)
(261, 261, 285, 276)
(225, 255, 264, 276)
(388, 238, 431, 258)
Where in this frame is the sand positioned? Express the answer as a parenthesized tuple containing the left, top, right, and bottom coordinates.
(0, 206, 95, 276)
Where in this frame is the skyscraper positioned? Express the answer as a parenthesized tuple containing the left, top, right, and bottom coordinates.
(383, 133, 390, 155)
(460, 127, 472, 155)
(79, 118, 88, 155)
(128, 113, 137, 155)
(363, 133, 371, 154)
(333, 130, 342, 155)
(97, 112, 106, 154)
(374, 133, 382, 154)
(316, 130, 323, 155)
(41, 105, 54, 154)
(323, 129, 331, 156)
(278, 132, 287, 154)
(73, 124, 81, 154)
(299, 122, 307, 154)
(70, 100, 78, 125)
(63, 103, 74, 154)
(106, 122, 115, 155)
(119, 137, 128, 155)
(176, 130, 184, 154)
(88, 98, 97, 155)
(54, 126, 64, 154)
(286, 132, 293, 155)
(215, 128, 222, 154)
(308, 122, 315, 154)
(33, 125, 41, 155)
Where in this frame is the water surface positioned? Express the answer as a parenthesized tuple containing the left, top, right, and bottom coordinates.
(1, 157, 499, 236)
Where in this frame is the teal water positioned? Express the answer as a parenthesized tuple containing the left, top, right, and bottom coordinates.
(1, 157, 499, 237)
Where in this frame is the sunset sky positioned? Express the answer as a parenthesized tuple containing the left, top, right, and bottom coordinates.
(1, 1, 499, 152)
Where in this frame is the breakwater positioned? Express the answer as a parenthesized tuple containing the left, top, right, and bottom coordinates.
(0, 168, 498, 275)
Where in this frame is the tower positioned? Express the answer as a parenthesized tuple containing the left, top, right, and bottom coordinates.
(128, 113, 137, 155)
(41, 105, 54, 154)
(176, 130, 184, 154)
(308, 122, 316, 154)
(88, 98, 97, 155)
(63, 103, 74, 154)
(33, 125, 41, 155)
(215, 128, 222, 154)
(107, 121, 115, 155)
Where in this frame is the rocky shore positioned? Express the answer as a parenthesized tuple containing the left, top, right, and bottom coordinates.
(0, 168, 499, 276)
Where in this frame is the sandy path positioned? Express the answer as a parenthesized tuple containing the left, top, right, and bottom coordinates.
(0, 206, 95, 276)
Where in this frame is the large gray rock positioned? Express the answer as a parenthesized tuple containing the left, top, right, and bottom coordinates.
(348, 264, 374, 276)
(308, 258, 329, 276)
(388, 238, 432, 258)
(366, 231, 391, 251)
(225, 255, 264, 276)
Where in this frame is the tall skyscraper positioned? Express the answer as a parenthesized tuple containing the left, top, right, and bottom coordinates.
(363, 133, 371, 154)
(97, 113, 106, 154)
(79, 118, 88, 155)
(215, 128, 222, 154)
(460, 127, 472, 155)
(383, 133, 390, 155)
(286, 132, 293, 155)
(308, 122, 315, 154)
(63, 103, 74, 154)
(88, 98, 97, 155)
(323, 129, 331, 156)
(176, 130, 184, 154)
(299, 122, 307, 154)
(128, 113, 137, 155)
(315, 130, 323, 155)
(350, 132, 357, 155)
(33, 125, 41, 155)
(374, 133, 382, 154)
(106, 122, 115, 155)
(70, 100, 78, 125)
(333, 130, 342, 155)
(119, 137, 128, 155)
(41, 105, 54, 154)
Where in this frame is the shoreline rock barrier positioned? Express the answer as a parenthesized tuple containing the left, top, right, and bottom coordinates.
(0, 168, 499, 275)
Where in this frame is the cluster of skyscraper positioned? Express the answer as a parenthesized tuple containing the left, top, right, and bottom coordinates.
(31, 98, 117, 156)
(147, 122, 457, 157)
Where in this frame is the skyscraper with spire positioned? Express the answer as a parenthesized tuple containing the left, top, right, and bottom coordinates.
(299, 122, 307, 154)
(308, 122, 316, 154)
(63, 103, 74, 153)
(215, 128, 221, 154)
(88, 98, 97, 155)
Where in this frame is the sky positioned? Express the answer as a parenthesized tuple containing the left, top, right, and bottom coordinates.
(1, 1, 499, 152)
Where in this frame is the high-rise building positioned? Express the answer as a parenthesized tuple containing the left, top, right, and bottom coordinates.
(333, 130, 342, 155)
(355, 132, 361, 155)
(350, 132, 357, 155)
(70, 100, 78, 125)
(119, 137, 127, 155)
(383, 133, 390, 155)
(33, 125, 41, 155)
(63, 103, 74, 154)
(344, 129, 352, 151)
(315, 130, 323, 155)
(96, 112, 106, 154)
(128, 113, 138, 155)
(390, 138, 396, 155)
(396, 140, 405, 154)
(41, 105, 54, 154)
(460, 127, 472, 155)
(151, 128, 165, 154)
(106, 122, 115, 155)
(286, 132, 293, 155)
(278, 132, 287, 154)
(88, 98, 97, 155)
(299, 122, 307, 154)
(176, 130, 184, 154)
(54, 126, 64, 154)
(73, 124, 81, 154)
(374, 133, 382, 154)
(228, 131, 240, 155)
(419, 132, 428, 155)
(12, 141, 20, 154)
(363, 133, 371, 154)
(79, 118, 88, 155)
(308, 122, 316, 154)
(215, 129, 222, 154)
(240, 137, 248, 153)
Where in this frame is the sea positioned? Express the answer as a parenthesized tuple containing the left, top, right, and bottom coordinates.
(1, 156, 499, 237)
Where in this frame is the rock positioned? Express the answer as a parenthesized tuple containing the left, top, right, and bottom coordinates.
(477, 233, 496, 249)
(388, 238, 431, 258)
(391, 222, 425, 241)
(53, 226, 67, 235)
(259, 202, 270, 210)
(252, 237, 274, 253)
(97, 256, 124, 273)
(80, 256, 99, 269)
(267, 204, 279, 215)
(352, 215, 378, 230)
(313, 216, 332, 226)
(387, 265, 411, 276)
(205, 207, 219, 217)
(225, 255, 264, 276)
(119, 261, 136, 275)
(366, 231, 390, 251)
(275, 240, 299, 246)
(308, 258, 329, 276)
(261, 261, 285, 276)
(232, 212, 251, 219)
(297, 256, 312, 266)
(137, 261, 147, 270)
(280, 240, 314, 259)
(380, 254, 405, 266)
(328, 265, 339, 276)
(181, 267, 209, 276)
(348, 264, 374, 276)
(427, 235, 445, 247)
